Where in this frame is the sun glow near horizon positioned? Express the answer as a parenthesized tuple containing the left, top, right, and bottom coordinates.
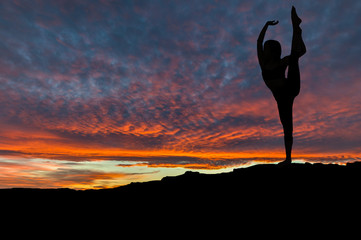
(0, 149, 359, 189)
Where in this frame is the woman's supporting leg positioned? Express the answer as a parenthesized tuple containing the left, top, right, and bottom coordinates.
(277, 6, 306, 164)
(276, 97, 294, 164)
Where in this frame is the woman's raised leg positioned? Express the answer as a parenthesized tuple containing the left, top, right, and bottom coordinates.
(288, 6, 306, 97)
(291, 6, 306, 57)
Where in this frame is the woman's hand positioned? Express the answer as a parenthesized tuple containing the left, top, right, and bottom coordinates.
(267, 20, 279, 26)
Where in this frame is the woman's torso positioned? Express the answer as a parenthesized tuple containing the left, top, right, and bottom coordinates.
(262, 62, 288, 95)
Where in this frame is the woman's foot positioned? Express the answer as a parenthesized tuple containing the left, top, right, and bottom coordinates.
(291, 6, 302, 26)
(278, 158, 292, 165)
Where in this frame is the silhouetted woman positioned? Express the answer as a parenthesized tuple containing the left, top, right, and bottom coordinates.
(257, 6, 306, 164)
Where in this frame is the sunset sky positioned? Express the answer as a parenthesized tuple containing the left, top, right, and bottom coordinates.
(1, 0, 361, 189)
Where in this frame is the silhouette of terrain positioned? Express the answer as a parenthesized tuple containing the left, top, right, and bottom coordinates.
(3, 162, 361, 205)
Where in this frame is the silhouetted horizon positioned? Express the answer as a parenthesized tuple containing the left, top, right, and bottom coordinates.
(3, 162, 361, 206)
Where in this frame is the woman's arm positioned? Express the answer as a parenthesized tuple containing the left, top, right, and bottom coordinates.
(257, 20, 279, 69)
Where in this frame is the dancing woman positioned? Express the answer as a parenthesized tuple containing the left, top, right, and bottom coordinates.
(257, 6, 306, 164)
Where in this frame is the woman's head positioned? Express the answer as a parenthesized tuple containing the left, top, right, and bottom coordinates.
(264, 40, 281, 61)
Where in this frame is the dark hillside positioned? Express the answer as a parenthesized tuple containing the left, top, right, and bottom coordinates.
(3, 162, 361, 204)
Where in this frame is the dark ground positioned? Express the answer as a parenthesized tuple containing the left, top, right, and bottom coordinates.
(3, 161, 361, 230)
